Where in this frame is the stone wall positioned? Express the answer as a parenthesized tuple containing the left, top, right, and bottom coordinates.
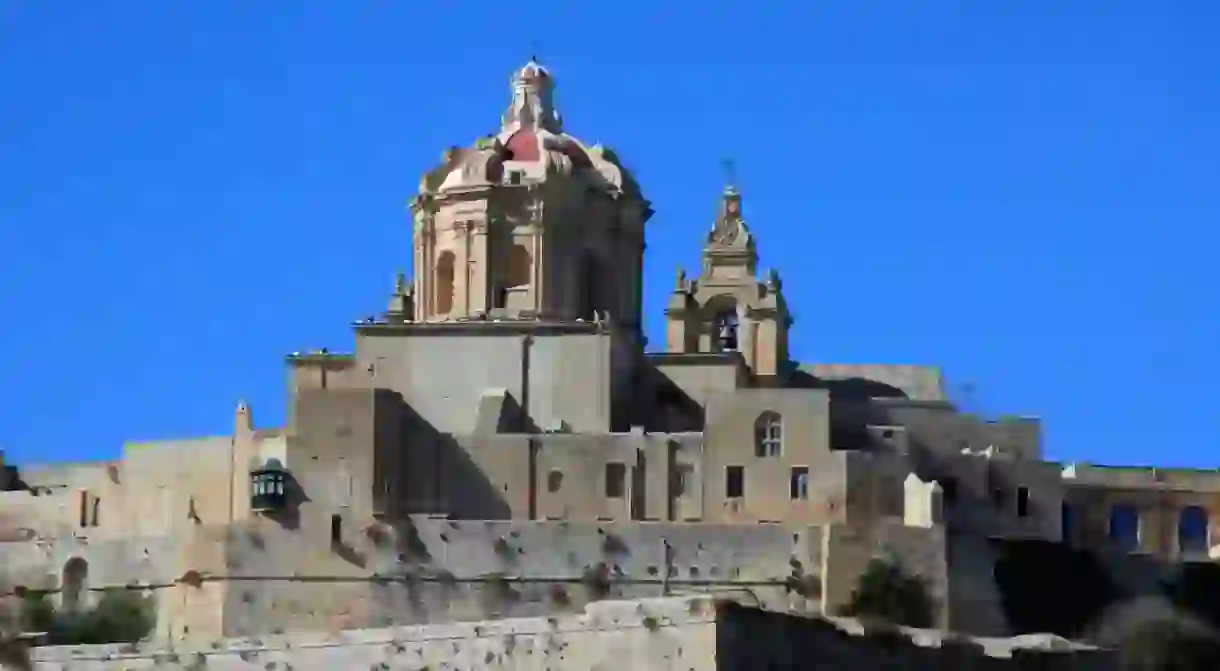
(24, 596, 1116, 670)
(219, 517, 823, 636)
(820, 522, 949, 627)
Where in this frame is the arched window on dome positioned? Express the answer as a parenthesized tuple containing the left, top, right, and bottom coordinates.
(506, 244, 531, 288)
(497, 243, 532, 310)
(435, 251, 455, 316)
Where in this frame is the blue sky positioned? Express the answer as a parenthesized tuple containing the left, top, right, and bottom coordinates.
(1, 2, 1216, 467)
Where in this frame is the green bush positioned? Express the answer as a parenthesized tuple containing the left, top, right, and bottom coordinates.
(992, 539, 1122, 637)
(1095, 599, 1220, 671)
(835, 557, 935, 628)
(20, 589, 155, 645)
(18, 593, 54, 634)
(1160, 562, 1220, 629)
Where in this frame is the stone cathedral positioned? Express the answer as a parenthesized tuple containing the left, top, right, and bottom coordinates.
(3, 61, 1219, 644)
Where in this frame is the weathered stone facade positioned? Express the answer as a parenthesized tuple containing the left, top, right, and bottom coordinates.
(2, 60, 1219, 655)
(24, 596, 1114, 670)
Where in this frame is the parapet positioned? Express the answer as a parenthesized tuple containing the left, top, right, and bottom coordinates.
(286, 349, 365, 391)
(1062, 462, 1220, 493)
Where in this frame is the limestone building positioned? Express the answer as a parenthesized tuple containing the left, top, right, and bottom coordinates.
(2, 61, 1218, 643)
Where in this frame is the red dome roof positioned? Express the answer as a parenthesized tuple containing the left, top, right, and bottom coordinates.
(504, 130, 541, 161)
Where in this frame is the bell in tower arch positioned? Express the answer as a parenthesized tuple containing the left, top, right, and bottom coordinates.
(713, 309, 740, 352)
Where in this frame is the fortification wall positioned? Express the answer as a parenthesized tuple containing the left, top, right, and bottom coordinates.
(6, 517, 960, 641)
(24, 596, 1115, 670)
(219, 517, 824, 635)
(1, 533, 190, 592)
(821, 522, 949, 627)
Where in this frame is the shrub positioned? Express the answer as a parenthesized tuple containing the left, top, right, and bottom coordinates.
(836, 558, 934, 628)
(1093, 598, 1220, 671)
(1160, 562, 1220, 629)
(18, 594, 54, 633)
(22, 589, 155, 645)
(992, 539, 1121, 637)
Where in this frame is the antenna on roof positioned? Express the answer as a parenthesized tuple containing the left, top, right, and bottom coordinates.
(530, 38, 542, 63)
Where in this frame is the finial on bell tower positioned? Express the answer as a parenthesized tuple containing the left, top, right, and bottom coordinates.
(529, 37, 542, 65)
(708, 160, 749, 251)
(721, 157, 738, 193)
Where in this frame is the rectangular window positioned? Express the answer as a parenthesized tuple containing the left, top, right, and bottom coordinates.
(78, 491, 89, 529)
(330, 514, 343, 545)
(725, 466, 744, 499)
(1016, 486, 1030, 517)
(605, 463, 626, 498)
(790, 467, 810, 501)
(1061, 503, 1075, 545)
(992, 487, 1006, 511)
(940, 478, 958, 508)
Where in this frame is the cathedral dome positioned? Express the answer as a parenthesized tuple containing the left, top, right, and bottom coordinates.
(416, 61, 643, 200)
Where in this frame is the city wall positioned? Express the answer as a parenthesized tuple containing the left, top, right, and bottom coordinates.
(218, 517, 828, 636)
(24, 596, 1115, 670)
(2, 516, 952, 640)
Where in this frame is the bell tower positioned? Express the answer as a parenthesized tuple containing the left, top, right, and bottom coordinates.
(665, 181, 791, 379)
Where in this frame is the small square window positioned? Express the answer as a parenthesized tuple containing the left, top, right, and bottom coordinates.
(725, 466, 744, 499)
(605, 463, 626, 498)
(790, 467, 810, 501)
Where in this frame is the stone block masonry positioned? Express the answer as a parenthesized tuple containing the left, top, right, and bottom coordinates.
(220, 517, 826, 635)
(25, 596, 1115, 670)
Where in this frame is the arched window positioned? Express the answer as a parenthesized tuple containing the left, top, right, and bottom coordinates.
(435, 251, 455, 316)
(712, 309, 739, 352)
(506, 243, 531, 288)
(1108, 504, 1140, 552)
(1178, 506, 1210, 556)
(496, 243, 532, 309)
(62, 557, 88, 613)
(754, 412, 783, 457)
